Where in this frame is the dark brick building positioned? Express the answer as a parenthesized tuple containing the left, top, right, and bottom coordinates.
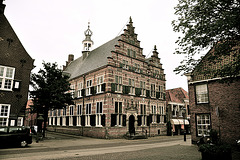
(48, 17, 167, 138)
(186, 44, 240, 144)
(0, 1, 34, 126)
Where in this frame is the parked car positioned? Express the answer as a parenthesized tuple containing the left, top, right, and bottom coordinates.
(0, 126, 32, 147)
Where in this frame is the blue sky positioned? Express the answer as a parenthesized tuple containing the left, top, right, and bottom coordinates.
(4, 0, 189, 91)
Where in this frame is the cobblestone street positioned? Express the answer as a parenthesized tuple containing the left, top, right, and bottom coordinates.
(1, 132, 201, 160)
(1, 132, 240, 160)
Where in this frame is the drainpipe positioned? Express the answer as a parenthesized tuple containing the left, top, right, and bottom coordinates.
(82, 74, 86, 136)
(148, 100, 150, 137)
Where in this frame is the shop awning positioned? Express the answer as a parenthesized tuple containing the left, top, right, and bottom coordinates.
(170, 119, 189, 125)
(170, 119, 180, 125)
(178, 119, 189, 125)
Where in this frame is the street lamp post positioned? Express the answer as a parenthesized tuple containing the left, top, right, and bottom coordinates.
(182, 107, 186, 141)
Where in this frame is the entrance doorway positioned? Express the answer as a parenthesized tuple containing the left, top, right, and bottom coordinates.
(129, 115, 135, 135)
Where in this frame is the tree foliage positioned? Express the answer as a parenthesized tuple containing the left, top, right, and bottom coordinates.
(30, 62, 73, 136)
(172, 0, 240, 77)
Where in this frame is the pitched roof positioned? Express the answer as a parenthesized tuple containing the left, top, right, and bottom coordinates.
(166, 88, 188, 103)
(64, 36, 120, 80)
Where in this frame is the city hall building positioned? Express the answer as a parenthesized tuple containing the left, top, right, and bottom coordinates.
(48, 17, 167, 138)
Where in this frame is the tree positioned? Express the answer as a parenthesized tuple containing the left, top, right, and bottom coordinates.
(30, 62, 73, 137)
(172, 0, 240, 77)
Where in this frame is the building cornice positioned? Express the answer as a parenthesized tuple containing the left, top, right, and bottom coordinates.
(188, 75, 239, 85)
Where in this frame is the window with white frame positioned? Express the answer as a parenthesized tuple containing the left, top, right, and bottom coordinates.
(17, 117, 23, 126)
(127, 49, 136, 58)
(151, 84, 156, 98)
(52, 110, 56, 125)
(86, 80, 92, 96)
(57, 109, 61, 126)
(69, 106, 74, 126)
(134, 63, 140, 73)
(122, 60, 129, 70)
(77, 104, 82, 126)
(159, 85, 164, 99)
(48, 110, 52, 125)
(97, 76, 104, 93)
(129, 78, 135, 95)
(53, 110, 57, 117)
(0, 66, 15, 91)
(159, 105, 165, 123)
(70, 84, 75, 98)
(62, 107, 66, 126)
(85, 103, 91, 126)
(77, 82, 83, 98)
(140, 104, 147, 126)
(140, 81, 146, 96)
(196, 114, 211, 136)
(115, 102, 123, 126)
(179, 106, 184, 117)
(172, 105, 177, 117)
(48, 117, 52, 126)
(155, 70, 159, 78)
(115, 76, 122, 92)
(96, 102, 103, 126)
(196, 84, 209, 104)
(151, 105, 157, 123)
(0, 104, 10, 126)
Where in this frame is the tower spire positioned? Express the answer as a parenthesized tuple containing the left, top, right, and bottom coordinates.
(152, 45, 159, 59)
(82, 22, 93, 52)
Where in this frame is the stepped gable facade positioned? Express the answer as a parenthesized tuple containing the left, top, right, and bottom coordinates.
(48, 17, 167, 138)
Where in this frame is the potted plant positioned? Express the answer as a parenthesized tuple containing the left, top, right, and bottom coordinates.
(198, 130, 232, 160)
(199, 143, 232, 160)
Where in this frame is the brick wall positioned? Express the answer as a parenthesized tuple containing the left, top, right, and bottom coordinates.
(0, 11, 34, 126)
(189, 79, 240, 144)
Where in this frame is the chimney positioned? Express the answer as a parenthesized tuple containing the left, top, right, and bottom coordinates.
(63, 54, 74, 70)
(0, 0, 6, 14)
(68, 54, 74, 63)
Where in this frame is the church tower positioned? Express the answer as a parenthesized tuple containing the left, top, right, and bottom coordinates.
(82, 22, 93, 52)
(82, 22, 93, 60)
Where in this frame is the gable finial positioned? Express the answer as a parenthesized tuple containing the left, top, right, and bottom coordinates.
(129, 16, 133, 23)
